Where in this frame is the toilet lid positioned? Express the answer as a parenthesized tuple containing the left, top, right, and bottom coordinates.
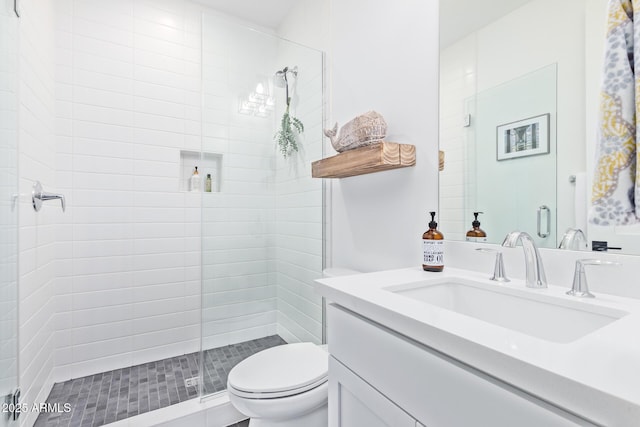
(228, 343, 328, 396)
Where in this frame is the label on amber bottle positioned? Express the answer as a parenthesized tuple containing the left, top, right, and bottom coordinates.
(422, 240, 444, 266)
(465, 236, 487, 243)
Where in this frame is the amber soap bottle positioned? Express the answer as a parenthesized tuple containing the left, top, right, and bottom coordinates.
(465, 212, 487, 242)
(422, 211, 444, 272)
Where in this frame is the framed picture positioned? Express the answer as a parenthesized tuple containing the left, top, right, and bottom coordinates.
(496, 113, 550, 161)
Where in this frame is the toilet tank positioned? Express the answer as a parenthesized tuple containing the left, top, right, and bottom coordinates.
(322, 268, 361, 278)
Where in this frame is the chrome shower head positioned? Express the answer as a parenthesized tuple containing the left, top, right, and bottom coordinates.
(274, 69, 287, 88)
(274, 66, 297, 88)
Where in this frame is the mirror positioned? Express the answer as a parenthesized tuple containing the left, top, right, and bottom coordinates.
(437, 0, 639, 254)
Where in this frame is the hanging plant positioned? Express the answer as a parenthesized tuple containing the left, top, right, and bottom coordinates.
(274, 67, 304, 158)
(276, 100, 304, 158)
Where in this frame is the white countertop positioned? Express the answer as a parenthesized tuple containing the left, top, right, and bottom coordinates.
(315, 267, 640, 426)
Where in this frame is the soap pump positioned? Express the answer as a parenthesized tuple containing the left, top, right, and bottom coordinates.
(466, 212, 487, 242)
(190, 166, 201, 192)
(422, 211, 444, 272)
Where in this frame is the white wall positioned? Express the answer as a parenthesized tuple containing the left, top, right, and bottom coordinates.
(17, 0, 58, 425)
(277, 0, 330, 52)
(328, 0, 439, 272)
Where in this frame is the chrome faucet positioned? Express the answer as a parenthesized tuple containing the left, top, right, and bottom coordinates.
(501, 231, 547, 288)
(558, 228, 588, 251)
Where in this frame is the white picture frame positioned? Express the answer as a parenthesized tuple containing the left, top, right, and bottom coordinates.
(496, 113, 550, 161)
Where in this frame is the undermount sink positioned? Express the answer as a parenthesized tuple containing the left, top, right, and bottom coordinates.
(385, 278, 628, 343)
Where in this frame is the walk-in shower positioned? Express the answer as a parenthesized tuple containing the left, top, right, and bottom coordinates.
(9, 3, 325, 426)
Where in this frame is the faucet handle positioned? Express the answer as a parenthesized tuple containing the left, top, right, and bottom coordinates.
(475, 248, 510, 282)
(32, 181, 66, 212)
(567, 259, 620, 298)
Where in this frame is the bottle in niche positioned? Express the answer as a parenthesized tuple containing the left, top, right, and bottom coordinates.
(190, 166, 201, 192)
(465, 212, 487, 242)
(422, 211, 444, 272)
(205, 174, 212, 192)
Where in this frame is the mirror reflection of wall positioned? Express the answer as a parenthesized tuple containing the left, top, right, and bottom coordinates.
(464, 65, 557, 248)
(439, 0, 637, 254)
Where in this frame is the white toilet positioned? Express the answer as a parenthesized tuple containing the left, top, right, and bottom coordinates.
(227, 342, 329, 427)
(227, 268, 359, 427)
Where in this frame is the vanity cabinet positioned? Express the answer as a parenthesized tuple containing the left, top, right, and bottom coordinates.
(329, 356, 424, 427)
(327, 304, 597, 427)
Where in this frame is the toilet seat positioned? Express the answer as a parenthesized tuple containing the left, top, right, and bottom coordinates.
(227, 343, 328, 399)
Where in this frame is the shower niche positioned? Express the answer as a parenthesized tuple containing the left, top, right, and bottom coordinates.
(179, 150, 222, 193)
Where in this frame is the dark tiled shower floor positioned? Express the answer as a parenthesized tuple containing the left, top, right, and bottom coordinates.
(35, 335, 286, 427)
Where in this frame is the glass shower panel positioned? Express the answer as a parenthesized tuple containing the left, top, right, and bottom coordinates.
(200, 14, 324, 397)
(273, 39, 324, 346)
(0, 0, 19, 423)
(467, 64, 558, 247)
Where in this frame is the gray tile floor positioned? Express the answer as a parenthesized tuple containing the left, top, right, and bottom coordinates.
(35, 335, 286, 427)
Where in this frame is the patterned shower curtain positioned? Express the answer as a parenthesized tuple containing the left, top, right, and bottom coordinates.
(590, 0, 640, 226)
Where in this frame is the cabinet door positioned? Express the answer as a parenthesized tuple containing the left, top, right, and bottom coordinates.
(329, 356, 418, 427)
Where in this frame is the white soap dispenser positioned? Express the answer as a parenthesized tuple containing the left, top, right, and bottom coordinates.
(190, 166, 201, 192)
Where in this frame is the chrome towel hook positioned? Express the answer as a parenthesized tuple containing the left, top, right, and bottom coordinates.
(32, 181, 66, 212)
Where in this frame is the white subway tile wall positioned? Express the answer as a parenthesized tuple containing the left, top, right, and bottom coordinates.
(19, 0, 58, 426)
(274, 40, 324, 344)
(0, 0, 18, 408)
(54, 0, 204, 383)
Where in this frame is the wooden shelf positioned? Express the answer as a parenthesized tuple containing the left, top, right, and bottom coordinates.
(312, 142, 416, 178)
